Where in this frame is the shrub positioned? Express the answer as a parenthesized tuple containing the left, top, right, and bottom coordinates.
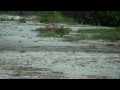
(39, 11, 65, 23)
(35, 11, 75, 24)
(35, 23, 71, 37)
(56, 26, 71, 37)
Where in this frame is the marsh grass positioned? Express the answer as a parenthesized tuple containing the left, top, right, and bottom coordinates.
(90, 28, 120, 41)
(91, 32, 120, 41)
(64, 28, 120, 42)
(63, 36, 80, 42)
(63, 33, 88, 42)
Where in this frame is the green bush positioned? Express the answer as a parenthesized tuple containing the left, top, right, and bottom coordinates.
(63, 11, 120, 27)
(56, 26, 71, 37)
(39, 11, 64, 23)
(37, 11, 75, 24)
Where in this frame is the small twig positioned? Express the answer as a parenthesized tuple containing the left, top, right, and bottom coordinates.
(27, 60, 30, 67)
(6, 68, 8, 75)
(73, 50, 75, 54)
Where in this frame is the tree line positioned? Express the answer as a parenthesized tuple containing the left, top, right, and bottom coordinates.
(0, 11, 120, 26)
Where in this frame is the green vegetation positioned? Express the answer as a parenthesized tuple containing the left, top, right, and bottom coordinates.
(62, 11, 120, 27)
(19, 49, 26, 53)
(63, 33, 88, 42)
(63, 36, 80, 42)
(35, 11, 75, 24)
(35, 24, 71, 38)
(18, 17, 26, 23)
(64, 28, 120, 42)
(0, 17, 15, 21)
(1, 11, 120, 26)
(56, 26, 71, 37)
(0, 18, 8, 21)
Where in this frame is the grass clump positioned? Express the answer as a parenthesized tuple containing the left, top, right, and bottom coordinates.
(0, 18, 14, 21)
(18, 17, 26, 23)
(64, 27, 120, 42)
(63, 33, 88, 42)
(77, 28, 120, 41)
(56, 26, 71, 37)
(19, 49, 26, 53)
(0, 18, 8, 21)
(35, 23, 71, 38)
(63, 36, 80, 42)
(91, 32, 120, 42)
